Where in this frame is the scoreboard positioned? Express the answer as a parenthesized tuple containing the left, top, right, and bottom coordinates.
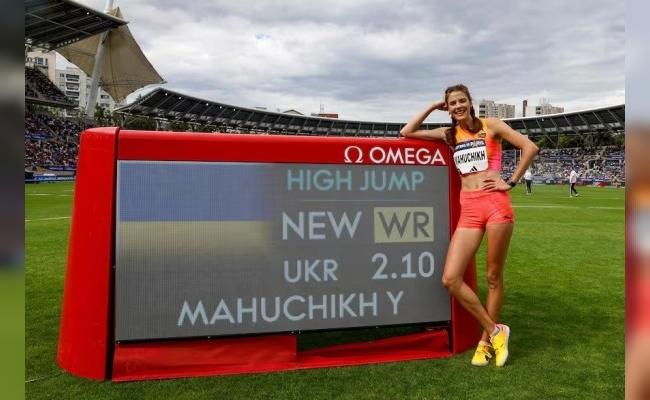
(57, 128, 478, 381)
(115, 161, 450, 340)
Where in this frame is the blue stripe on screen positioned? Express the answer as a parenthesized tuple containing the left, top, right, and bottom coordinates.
(118, 162, 273, 222)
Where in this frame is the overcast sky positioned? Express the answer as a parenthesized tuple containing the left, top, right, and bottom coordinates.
(70, 0, 624, 123)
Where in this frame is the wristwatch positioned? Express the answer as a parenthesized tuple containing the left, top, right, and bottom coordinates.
(507, 180, 517, 188)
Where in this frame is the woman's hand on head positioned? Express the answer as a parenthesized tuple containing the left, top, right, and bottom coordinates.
(431, 100, 447, 112)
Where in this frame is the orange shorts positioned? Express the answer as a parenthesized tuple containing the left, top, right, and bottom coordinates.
(457, 190, 515, 230)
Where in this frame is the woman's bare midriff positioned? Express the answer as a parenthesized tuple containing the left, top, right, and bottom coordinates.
(460, 170, 503, 191)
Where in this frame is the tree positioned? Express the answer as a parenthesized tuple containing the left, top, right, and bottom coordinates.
(557, 134, 583, 149)
(195, 124, 216, 133)
(123, 115, 157, 130)
(613, 132, 625, 146)
(535, 136, 553, 150)
(592, 131, 615, 147)
(94, 104, 115, 126)
(166, 120, 191, 132)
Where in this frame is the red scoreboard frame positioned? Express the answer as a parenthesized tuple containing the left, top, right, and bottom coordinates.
(56, 127, 479, 381)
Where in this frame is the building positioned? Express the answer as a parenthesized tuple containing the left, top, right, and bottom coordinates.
(25, 50, 57, 81)
(522, 99, 528, 117)
(478, 100, 515, 118)
(54, 66, 121, 112)
(310, 113, 339, 118)
(282, 109, 304, 115)
(26, 50, 123, 115)
(535, 101, 565, 115)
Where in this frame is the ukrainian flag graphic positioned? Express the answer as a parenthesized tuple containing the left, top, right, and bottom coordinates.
(116, 161, 274, 263)
(115, 161, 277, 340)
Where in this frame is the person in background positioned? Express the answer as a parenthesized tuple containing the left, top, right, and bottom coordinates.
(400, 83, 539, 367)
(569, 168, 580, 197)
(524, 168, 533, 195)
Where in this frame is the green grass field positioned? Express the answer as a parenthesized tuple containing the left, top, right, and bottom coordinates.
(25, 182, 624, 400)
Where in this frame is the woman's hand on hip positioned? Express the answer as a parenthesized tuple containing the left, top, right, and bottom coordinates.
(481, 178, 512, 192)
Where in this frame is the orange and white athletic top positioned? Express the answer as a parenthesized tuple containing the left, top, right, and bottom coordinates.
(452, 119, 502, 175)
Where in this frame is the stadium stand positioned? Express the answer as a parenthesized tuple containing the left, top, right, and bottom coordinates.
(25, 109, 92, 179)
(25, 0, 126, 51)
(114, 88, 625, 140)
(25, 1, 625, 186)
(25, 0, 126, 181)
(504, 145, 625, 185)
(25, 66, 75, 106)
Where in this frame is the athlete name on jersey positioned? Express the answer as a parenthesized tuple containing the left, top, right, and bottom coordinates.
(453, 139, 488, 174)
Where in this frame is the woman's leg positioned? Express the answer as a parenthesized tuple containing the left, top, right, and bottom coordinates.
(479, 223, 514, 343)
(441, 228, 497, 334)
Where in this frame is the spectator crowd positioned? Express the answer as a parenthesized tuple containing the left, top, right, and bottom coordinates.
(502, 145, 625, 184)
(25, 111, 93, 169)
(26, 110, 626, 185)
(25, 66, 74, 105)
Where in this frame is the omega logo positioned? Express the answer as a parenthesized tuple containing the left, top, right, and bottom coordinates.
(343, 146, 446, 165)
(343, 146, 363, 163)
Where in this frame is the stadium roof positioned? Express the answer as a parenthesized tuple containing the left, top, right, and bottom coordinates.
(57, 6, 166, 104)
(115, 88, 625, 142)
(25, 0, 128, 51)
